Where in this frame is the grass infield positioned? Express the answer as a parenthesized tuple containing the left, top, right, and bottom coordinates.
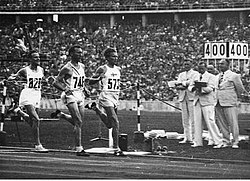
(3, 109, 250, 161)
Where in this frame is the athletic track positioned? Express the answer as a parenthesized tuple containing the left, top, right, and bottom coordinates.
(0, 146, 250, 179)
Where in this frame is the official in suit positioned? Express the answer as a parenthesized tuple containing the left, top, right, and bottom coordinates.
(216, 59, 247, 149)
(189, 61, 223, 148)
(176, 59, 200, 144)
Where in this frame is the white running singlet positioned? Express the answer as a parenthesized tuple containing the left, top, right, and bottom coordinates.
(98, 65, 121, 108)
(19, 66, 44, 108)
(61, 62, 86, 106)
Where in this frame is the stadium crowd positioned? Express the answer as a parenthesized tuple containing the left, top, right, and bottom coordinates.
(0, 0, 250, 11)
(0, 16, 250, 102)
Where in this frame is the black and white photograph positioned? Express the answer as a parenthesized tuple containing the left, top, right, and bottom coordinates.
(0, 0, 250, 179)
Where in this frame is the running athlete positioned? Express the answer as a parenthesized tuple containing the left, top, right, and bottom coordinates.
(52, 45, 89, 156)
(85, 47, 124, 156)
(8, 50, 48, 152)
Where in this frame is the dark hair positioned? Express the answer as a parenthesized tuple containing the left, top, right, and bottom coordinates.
(198, 61, 207, 67)
(207, 64, 215, 69)
(220, 59, 230, 66)
(68, 45, 82, 56)
(28, 50, 39, 58)
(103, 47, 116, 58)
(183, 58, 192, 63)
(225, 59, 230, 65)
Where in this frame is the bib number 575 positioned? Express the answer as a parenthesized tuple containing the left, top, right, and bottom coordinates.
(108, 78, 120, 90)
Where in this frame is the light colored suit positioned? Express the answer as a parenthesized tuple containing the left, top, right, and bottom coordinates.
(189, 71, 223, 146)
(215, 70, 246, 145)
(177, 69, 199, 141)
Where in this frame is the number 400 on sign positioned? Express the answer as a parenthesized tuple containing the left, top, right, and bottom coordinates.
(204, 42, 248, 59)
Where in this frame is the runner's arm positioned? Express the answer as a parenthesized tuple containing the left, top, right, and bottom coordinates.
(8, 68, 26, 81)
(53, 67, 72, 95)
(87, 66, 105, 85)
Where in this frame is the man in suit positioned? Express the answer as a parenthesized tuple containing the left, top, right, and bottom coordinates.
(189, 61, 223, 148)
(176, 59, 200, 144)
(216, 59, 247, 149)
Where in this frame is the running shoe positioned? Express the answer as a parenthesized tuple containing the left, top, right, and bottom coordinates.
(85, 102, 97, 110)
(7, 104, 20, 114)
(34, 144, 49, 153)
(13, 107, 21, 114)
(50, 109, 61, 118)
(76, 150, 90, 156)
(114, 149, 126, 157)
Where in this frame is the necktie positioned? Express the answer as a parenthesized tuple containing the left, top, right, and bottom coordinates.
(200, 74, 202, 81)
(186, 71, 189, 81)
(218, 72, 224, 86)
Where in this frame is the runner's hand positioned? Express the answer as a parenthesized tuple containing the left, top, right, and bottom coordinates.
(65, 88, 73, 96)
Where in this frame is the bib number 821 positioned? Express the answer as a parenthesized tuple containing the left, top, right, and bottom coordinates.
(28, 78, 42, 89)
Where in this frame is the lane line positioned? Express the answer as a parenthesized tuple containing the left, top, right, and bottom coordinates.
(1, 153, 250, 174)
(1, 145, 250, 165)
(0, 170, 112, 179)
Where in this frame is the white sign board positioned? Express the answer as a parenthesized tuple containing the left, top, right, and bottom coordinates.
(204, 42, 248, 59)
(229, 43, 248, 59)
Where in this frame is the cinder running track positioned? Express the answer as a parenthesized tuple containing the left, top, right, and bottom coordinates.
(0, 147, 250, 179)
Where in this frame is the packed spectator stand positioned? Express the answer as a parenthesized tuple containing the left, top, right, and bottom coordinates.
(0, 1, 250, 102)
(1, 0, 250, 11)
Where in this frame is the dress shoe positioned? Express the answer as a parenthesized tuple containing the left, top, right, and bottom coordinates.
(222, 142, 231, 148)
(179, 139, 187, 144)
(232, 143, 239, 149)
(207, 140, 215, 146)
(191, 143, 202, 148)
(179, 140, 189, 144)
(213, 142, 224, 149)
(179, 139, 193, 144)
(189, 140, 194, 144)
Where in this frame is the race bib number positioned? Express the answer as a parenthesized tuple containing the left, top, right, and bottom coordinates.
(73, 76, 85, 89)
(28, 78, 42, 89)
(107, 78, 120, 90)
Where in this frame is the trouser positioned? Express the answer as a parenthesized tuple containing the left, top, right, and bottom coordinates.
(194, 101, 223, 146)
(181, 97, 194, 141)
(215, 103, 239, 145)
